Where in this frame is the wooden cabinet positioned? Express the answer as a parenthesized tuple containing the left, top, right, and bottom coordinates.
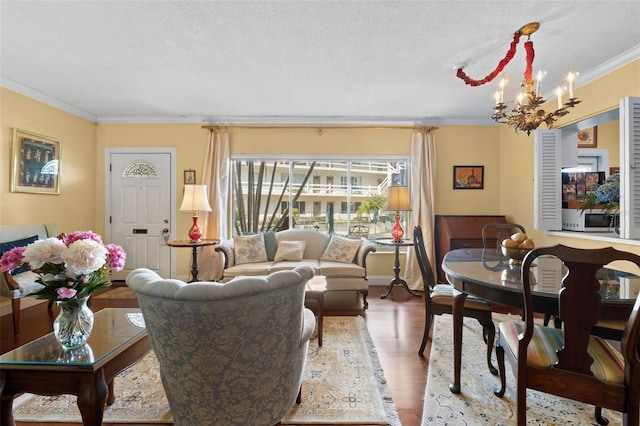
(434, 215, 507, 282)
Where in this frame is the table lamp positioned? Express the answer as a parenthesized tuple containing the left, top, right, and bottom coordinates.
(179, 184, 212, 242)
(386, 185, 411, 242)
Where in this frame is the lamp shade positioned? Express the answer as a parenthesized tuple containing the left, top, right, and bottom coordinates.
(386, 186, 411, 211)
(180, 185, 212, 212)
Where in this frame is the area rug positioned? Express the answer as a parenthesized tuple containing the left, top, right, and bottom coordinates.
(12, 316, 400, 425)
(422, 313, 624, 425)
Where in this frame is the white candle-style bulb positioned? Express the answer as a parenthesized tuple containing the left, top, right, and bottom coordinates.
(556, 87, 563, 110)
(567, 72, 575, 99)
(494, 91, 501, 105)
(517, 93, 524, 105)
(535, 71, 543, 94)
(499, 78, 506, 103)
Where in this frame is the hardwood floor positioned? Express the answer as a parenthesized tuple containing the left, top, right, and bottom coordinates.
(1, 282, 429, 426)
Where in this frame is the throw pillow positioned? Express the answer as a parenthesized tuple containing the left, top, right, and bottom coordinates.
(274, 240, 306, 262)
(320, 234, 361, 264)
(0, 235, 39, 275)
(263, 231, 277, 261)
(234, 234, 268, 265)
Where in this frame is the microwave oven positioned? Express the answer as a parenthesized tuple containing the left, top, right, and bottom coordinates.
(562, 208, 618, 232)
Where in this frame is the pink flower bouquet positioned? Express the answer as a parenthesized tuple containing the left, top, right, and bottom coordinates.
(0, 231, 126, 302)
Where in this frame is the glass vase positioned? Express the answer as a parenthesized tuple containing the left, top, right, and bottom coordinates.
(53, 296, 94, 349)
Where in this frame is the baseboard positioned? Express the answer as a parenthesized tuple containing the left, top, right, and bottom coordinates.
(0, 297, 47, 317)
(367, 276, 393, 285)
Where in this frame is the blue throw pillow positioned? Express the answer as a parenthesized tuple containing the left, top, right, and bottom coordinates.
(0, 235, 39, 275)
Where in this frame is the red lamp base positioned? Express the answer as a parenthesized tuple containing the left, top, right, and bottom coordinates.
(391, 214, 404, 242)
(188, 215, 202, 243)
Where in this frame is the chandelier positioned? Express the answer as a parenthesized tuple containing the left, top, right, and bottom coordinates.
(456, 22, 581, 135)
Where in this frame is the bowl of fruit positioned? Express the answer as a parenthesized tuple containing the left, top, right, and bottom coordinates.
(500, 232, 535, 265)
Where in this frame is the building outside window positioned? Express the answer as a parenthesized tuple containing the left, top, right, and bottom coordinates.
(230, 157, 408, 241)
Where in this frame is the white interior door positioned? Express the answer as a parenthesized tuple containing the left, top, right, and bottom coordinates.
(106, 148, 175, 279)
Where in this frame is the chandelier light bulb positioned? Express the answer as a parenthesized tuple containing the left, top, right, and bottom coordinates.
(556, 87, 563, 110)
(567, 72, 576, 98)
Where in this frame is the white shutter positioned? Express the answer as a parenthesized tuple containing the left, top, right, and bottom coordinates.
(534, 130, 562, 231)
(620, 96, 640, 239)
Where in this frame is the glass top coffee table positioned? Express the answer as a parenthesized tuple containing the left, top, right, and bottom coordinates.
(0, 307, 150, 426)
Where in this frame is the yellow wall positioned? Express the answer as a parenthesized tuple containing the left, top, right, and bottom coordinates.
(1, 88, 97, 233)
(2, 59, 639, 276)
(498, 59, 640, 254)
(94, 125, 500, 273)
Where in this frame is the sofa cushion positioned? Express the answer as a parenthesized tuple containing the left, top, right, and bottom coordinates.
(319, 260, 366, 278)
(224, 261, 274, 278)
(274, 240, 306, 262)
(0, 235, 39, 275)
(320, 235, 361, 264)
(271, 259, 320, 274)
(275, 229, 330, 259)
(234, 234, 268, 265)
(263, 231, 277, 261)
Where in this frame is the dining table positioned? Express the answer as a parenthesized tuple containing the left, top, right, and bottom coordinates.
(442, 247, 639, 394)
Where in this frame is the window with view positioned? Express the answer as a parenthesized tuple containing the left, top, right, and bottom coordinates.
(230, 157, 409, 241)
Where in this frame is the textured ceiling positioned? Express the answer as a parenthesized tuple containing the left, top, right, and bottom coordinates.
(1, 1, 639, 125)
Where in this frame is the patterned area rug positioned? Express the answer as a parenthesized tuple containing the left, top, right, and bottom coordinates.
(12, 316, 400, 425)
(422, 313, 624, 425)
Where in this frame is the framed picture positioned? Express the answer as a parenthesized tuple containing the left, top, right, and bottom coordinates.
(11, 129, 61, 194)
(453, 165, 484, 189)
(577, 126, 597, 148)
(184, 169, 196, 184)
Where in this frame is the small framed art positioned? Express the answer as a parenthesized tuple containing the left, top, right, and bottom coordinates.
(453, 165, 484, 189)
(184, 169, 196, 184)
(11, 129, 61, 194)
(577, 126, 597, 148)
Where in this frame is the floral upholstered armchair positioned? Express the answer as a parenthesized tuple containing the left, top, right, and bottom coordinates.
(126, 266, 316, 426)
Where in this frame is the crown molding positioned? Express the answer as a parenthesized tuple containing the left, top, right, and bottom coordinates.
(1, 77, 97, 123)
(3, 44, 638, 126)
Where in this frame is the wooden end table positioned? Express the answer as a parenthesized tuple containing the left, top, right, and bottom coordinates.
(0, 308, 150, 426)
(167, 239, 219, 282)
(375, 238, 422, 299)
(305, 275, 328, 346)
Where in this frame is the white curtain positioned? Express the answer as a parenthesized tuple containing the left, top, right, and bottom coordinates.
(197, 127, 230, 281)
(404, 126, 438, 291)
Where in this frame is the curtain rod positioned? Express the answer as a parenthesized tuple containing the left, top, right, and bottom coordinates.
(202, 124, 438, 132)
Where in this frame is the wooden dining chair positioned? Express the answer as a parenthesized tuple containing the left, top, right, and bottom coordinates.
(494, 245, 640, 426)
(481, 222, 526, 250)
(414, 225, 497, 375)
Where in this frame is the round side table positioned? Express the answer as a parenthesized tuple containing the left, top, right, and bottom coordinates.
(375, 238, 421, 299)
(167, 239, 219, 282)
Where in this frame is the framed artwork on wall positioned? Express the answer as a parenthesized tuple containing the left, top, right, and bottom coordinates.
(184, 169, 196, 184)
(453, 165, 484, 189)
(11, 128, 61, 194)
(577, 126, 597, 148)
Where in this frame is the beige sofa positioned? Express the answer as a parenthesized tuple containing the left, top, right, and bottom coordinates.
(0, 224, 57, 334)
(215, 229, 377, 308)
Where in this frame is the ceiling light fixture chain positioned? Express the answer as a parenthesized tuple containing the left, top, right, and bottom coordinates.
(455, 22, 581, 135)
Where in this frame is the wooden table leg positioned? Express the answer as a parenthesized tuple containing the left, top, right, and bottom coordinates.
(449, 290, 468, 394)
(77, 372, 109, 426)
(381, 244, 421, 298)
(317, 292, 324, 346)
(189, 246, 199, 282)
(107, 379, 116, 405)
